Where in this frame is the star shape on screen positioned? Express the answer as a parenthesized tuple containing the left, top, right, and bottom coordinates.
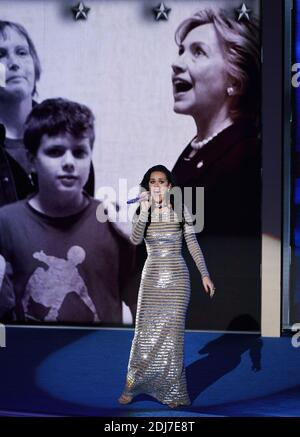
(71, 2, 90, 20)
(152, 3, 171, 21)
(236, 3, 251, 21)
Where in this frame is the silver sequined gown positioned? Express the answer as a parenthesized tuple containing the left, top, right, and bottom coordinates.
(124, 207, 209, 406)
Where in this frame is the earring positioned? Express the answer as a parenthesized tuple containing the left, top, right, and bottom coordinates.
(227, 86, 235, 96)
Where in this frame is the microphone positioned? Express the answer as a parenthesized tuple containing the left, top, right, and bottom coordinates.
(127, 191, 150, 205)
(127, 196, 141, 205)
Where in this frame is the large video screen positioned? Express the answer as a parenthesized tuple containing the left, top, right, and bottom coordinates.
(0, 0, 261, 330)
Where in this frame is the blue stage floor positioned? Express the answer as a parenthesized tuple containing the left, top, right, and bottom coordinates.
(0, 327, 299, 417)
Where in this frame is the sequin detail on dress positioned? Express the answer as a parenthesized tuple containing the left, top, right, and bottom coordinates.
(123, 207, 209, 406)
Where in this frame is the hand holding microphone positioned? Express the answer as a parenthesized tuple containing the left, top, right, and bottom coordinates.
(139, 191, 151, 212)
(127, 191, 151, 211)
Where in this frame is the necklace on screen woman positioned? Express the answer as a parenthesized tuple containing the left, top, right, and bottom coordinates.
(185, 125, 231, 161)
(190, 125, 229, 150)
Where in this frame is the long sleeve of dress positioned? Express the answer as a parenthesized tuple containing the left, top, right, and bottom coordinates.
(130, 210, 149, 245)
(183, 206, 209, 279)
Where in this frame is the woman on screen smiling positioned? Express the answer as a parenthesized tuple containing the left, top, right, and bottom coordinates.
(171, 8, 261, 331)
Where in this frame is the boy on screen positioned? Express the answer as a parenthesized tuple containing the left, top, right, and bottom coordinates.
(0, 98, 135, 323)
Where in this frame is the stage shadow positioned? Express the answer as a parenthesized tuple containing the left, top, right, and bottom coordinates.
(186, 315, 262, 404)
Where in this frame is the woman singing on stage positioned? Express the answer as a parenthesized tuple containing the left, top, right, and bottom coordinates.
(119, 165, 214, 408)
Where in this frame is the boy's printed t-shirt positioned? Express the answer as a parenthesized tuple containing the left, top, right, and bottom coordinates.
(0, 197, 135, 323)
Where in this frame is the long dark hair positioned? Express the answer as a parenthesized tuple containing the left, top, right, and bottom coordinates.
(136, 164, 184, 235)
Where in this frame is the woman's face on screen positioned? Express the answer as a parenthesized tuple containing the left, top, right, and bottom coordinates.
(0, 26, 35, 101)
(171, 23, 230, 118)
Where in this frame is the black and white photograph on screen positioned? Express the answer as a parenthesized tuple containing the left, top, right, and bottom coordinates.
(0, 0, 261, 330)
